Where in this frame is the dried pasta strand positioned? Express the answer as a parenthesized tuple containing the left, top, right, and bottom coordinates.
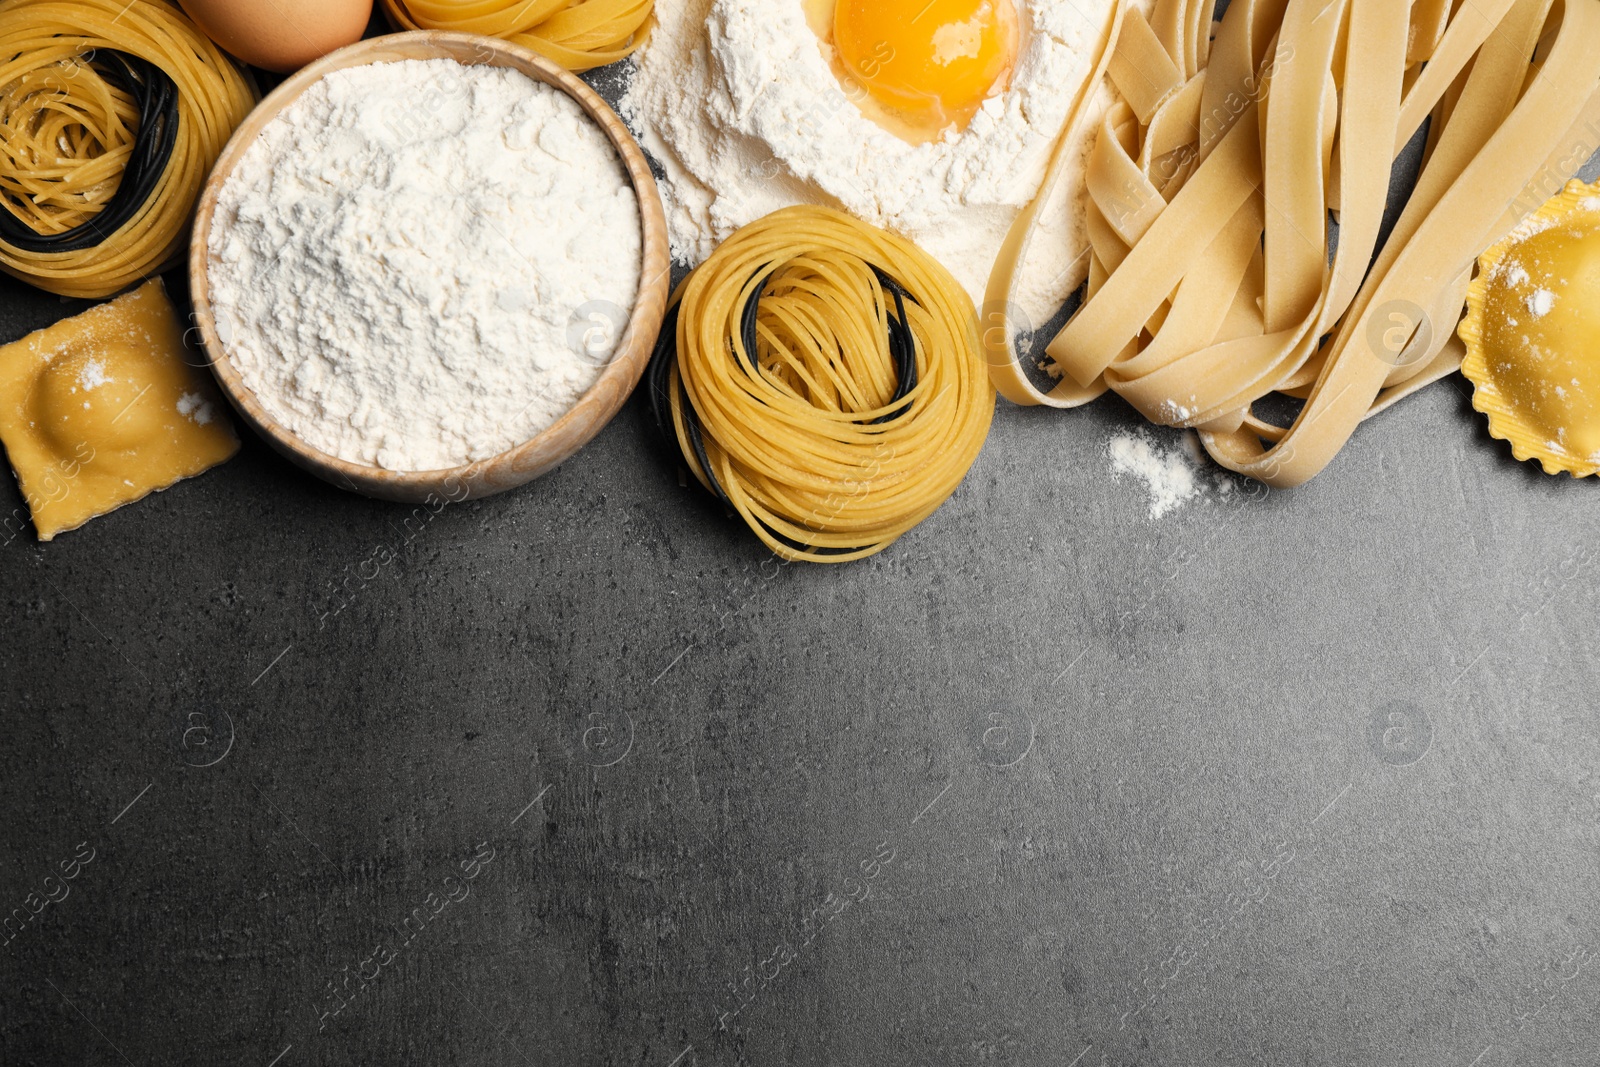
(650, 206, 995, 563)
(0, 0, 257, 299)
(984, 0, 1600, 487)
(382, 0, 654, 72)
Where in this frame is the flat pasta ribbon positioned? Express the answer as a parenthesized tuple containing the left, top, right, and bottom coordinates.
(985, 0, 1600, 487)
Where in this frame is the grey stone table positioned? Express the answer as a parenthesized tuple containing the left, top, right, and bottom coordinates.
(4, 46, 1598, 1067)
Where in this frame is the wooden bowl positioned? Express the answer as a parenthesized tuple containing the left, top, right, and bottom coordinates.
(189, 32, 670, 503)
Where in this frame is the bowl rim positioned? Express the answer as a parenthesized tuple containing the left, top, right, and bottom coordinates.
(188, 30, 671, 501)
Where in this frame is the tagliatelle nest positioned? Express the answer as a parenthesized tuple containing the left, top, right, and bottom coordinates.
(381, 0, 655, 72)
(986, 0, 1600, 487)
(0, 0, 257, 298)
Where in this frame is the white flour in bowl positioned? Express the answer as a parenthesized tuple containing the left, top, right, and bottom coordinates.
(208, 59, 641, 472)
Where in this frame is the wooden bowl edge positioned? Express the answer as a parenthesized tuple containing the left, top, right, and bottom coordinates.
(190, 32, 670, 504)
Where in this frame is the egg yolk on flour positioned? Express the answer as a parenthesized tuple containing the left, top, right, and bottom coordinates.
(824, 0, 1020, 142)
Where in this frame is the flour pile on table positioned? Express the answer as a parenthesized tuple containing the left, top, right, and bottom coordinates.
(1107, 430, 1210, 520)
(621, 0, 1125, 316)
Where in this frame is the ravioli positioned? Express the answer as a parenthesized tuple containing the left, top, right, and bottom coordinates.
(1461, 181, 1600, 477)
(0, 280, 240, 539)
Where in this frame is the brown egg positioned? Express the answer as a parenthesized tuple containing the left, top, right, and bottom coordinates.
(179, 0, 373, 73)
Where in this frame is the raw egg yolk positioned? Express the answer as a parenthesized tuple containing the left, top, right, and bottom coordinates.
(833, 0, 1020, 137)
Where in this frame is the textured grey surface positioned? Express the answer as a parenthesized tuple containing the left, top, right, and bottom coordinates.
(4, 256, 1597, 1066)
(4, 21, 1600, 1067)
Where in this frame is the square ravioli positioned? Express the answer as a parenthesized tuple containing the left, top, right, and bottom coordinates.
(0, 279, 239, 540)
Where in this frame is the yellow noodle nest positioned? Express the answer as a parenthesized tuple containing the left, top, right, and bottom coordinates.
(382, 0, 654, 72)
(0, 0, 257, 299)
(663, 205, 995, 563)
(1460, 180, 1600, 477)
(986, 0, 1600, 487)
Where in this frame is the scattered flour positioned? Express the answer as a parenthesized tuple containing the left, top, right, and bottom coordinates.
(78, 359, 108, 390)
(1504, 264, 1530, 287)
(176, 392, 215, 426)
(1107, 430, 1206, 520)
(208, 59, 641, 471)
(1526, 288, 1556, 317)
(621, 0, 1136, 319)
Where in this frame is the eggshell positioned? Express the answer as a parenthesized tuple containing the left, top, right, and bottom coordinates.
(179, 0, 373, 73)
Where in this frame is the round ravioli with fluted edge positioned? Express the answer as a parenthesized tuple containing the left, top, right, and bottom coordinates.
(1461, 180, 1600, 477)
